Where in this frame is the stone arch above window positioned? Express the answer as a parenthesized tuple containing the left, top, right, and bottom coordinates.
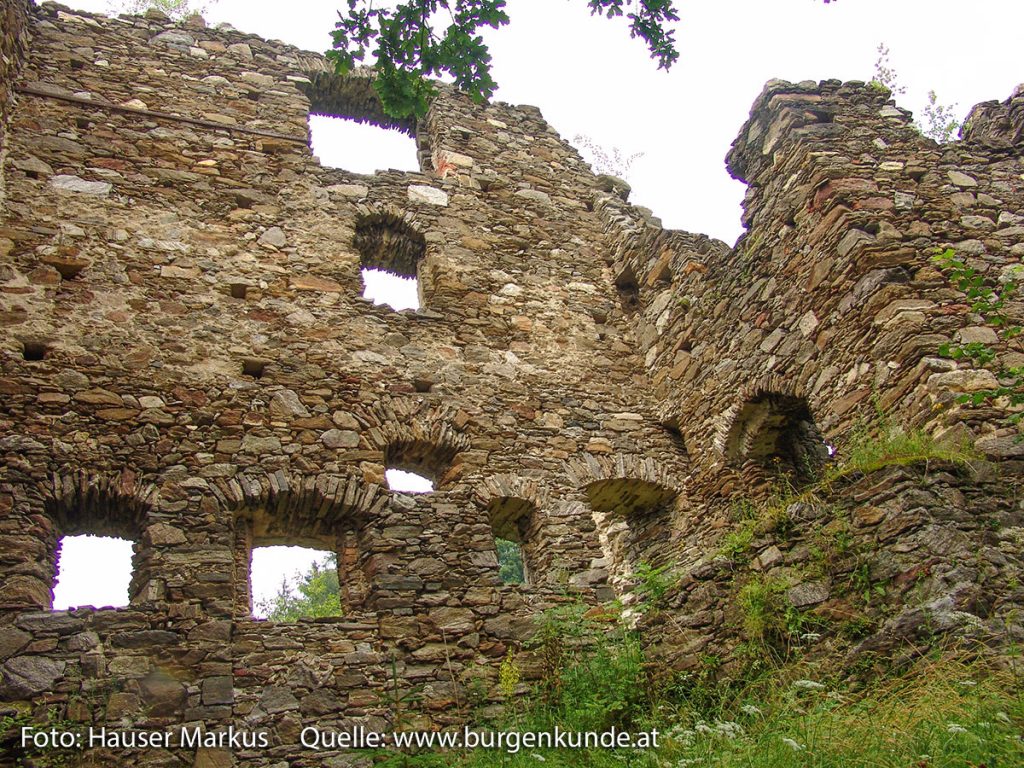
(299, 69, 418, 136)
(720, 390, 828, 481)
(364, 399, 471, 487)
(222, 470, 386, 616)
(354, 210, 427, 278)
(566, 454, 679, 516)
(582, 478, 677, 517)
(47, 470, 155, 539)
(214, 470, 388, 533)
(384, 440, 457, 487)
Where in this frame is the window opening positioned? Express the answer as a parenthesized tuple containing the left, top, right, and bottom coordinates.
(725, 393, 828, 484)
(496, 538, 526, 584)
(362, 268, 420, 311)
(250, 545, 340, 620)
(386, 468, 434, 494)
(354, 213, 427, 312)
(486, 497, 537, 586)
(52, 534, 133, 610)
(585, 479, 676, 589)
(308, 115, 419, 174)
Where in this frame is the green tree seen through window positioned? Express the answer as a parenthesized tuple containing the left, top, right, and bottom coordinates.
(260, 554, 342, 622)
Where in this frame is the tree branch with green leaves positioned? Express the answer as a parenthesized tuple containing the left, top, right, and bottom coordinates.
(327, 0, 683, 119)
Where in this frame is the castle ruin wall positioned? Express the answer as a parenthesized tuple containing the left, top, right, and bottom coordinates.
(0, 2, 1022, 765)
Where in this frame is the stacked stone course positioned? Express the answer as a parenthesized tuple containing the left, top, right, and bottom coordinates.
(0, 1, 1021, 765)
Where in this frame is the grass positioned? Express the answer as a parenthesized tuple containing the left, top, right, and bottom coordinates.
(659, 655, 1024, 768)
(836, 422, 980, 478)
(737, 574, 789, 645)
(366, 602, 1023, 768)
(371, 651, 1023, 767)
(716, 421, 981, 562)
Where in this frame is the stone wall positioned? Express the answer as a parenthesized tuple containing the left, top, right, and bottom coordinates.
(0, 3, 687, 764)
(0, 0, 31, 206)
(592, 79, 1024, 665)
(641, 461, 1024, 676)
(0, 1, 1022, 766)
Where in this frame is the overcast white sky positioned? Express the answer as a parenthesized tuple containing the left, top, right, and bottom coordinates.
(54, 0, 1024, 245)
(47, 0, 1023, 611)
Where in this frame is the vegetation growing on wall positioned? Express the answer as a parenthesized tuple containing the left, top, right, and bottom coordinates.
(110, 0, 215, 19)
(870, 43, 962, 143)
(933, 248, 1024, 425)
(364, 603, 1024, 766)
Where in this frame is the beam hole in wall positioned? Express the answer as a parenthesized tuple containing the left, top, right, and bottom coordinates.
(614, 266, 640, 314)
(355, 212, 427, 311)
(52, 534, 133, 610)
(242, 357, 267, 378)
(386, 468, 434, 494)
(21, 340, 48, 361)
(250, 545, 340, 620)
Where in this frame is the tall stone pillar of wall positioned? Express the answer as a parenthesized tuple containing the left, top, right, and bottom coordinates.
(0, 482, 55, 611)
(962, 84, 1024, 150)
(595, 79, 1024, 509)
(0, 0, 31, 204)
(724, 80, 1024, 455)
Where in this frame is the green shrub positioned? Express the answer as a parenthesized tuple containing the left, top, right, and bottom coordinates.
(737, 574, 791, 648)
(633, 561, 676, 610)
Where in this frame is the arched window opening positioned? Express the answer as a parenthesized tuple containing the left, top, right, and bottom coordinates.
(585, 478, 676, 595)
(383, 437, 459, 491)
(52, 534, 134, 610)
(725, 392, 828, 484)
(250, 545, 341, 621)
(354, 212, 428, 312)
(300, 70, 423, 174)
(237, 482, 368, 619)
